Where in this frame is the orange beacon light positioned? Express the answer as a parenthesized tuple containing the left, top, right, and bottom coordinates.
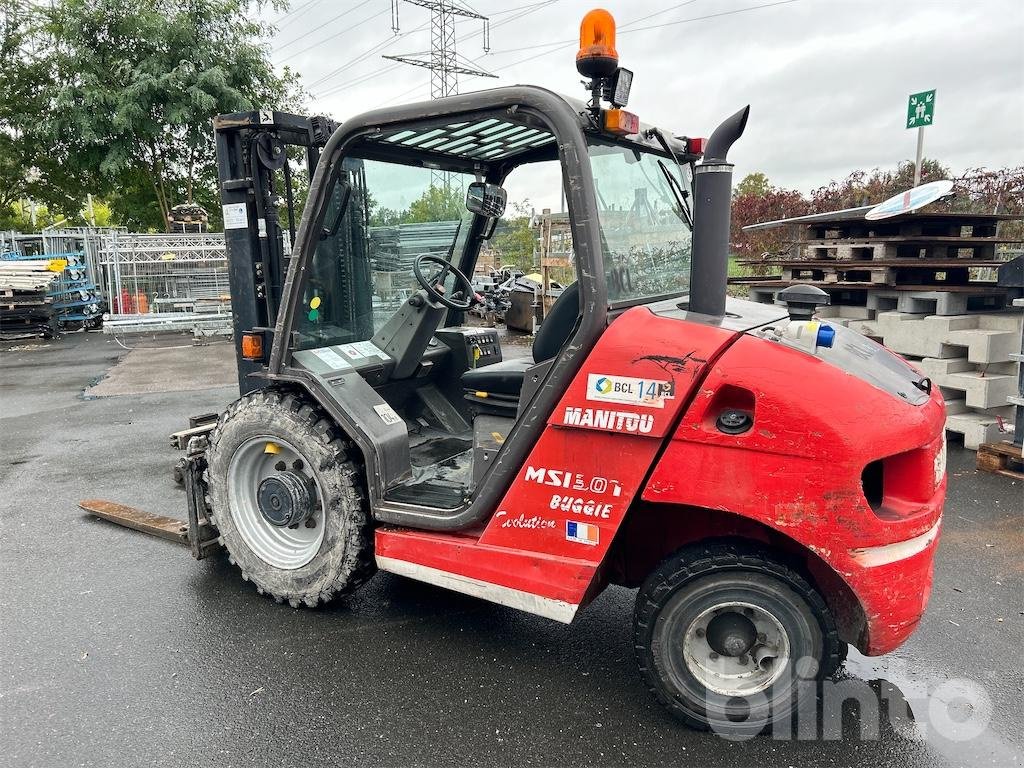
(576, 9, 619, 78)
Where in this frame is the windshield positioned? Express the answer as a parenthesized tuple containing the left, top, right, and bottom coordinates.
(588, 141, 693, 305)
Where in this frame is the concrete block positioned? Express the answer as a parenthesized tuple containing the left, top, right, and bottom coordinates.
(815, 305, 876, 321)
(749, 287, 778, 305)
(945, 412, 1009, 450)
(933, 369, 1017, 409)
(869, 311, 1023, 364)
(943, 328, 1019, 364)
(919, 358, 974, 376)
(898, 291, 968, 315)
(943, 397, 969, 415)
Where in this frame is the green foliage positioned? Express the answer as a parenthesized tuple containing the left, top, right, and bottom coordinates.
(38, 0, 304, 230)
(368, 184, 466, 227)
(734, 172, 770, 199)
(490, 200, 535, 269)
(730, 161, 1024, 268)
(406, 184, 465, 223)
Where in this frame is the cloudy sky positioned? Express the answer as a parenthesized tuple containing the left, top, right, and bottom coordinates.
(266, 0, 1024, 207)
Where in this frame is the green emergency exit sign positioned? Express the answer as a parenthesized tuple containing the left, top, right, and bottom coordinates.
(907, 90, 936, 129)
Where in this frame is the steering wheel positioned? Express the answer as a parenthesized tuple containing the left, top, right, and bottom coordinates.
(413, 254, 477, 311)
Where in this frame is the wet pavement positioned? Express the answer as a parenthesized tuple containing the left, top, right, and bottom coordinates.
(1, 333, 1021, 767)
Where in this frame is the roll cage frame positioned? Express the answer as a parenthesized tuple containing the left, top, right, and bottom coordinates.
(259, 85, 692, 531)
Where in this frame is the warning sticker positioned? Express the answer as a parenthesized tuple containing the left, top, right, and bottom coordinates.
(339, 340, 389, 360)
(309, 347, 352, 370)
(374, 403, 403, 426)
(222, 203, 248, 230)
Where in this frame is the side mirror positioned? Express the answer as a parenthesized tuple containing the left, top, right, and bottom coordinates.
(466, 182, 507, 218)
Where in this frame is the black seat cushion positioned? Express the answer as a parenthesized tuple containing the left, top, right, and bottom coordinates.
(461, 357, 533, 396)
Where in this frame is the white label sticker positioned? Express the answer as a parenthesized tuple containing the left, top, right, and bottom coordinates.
(374, 403, 403, 426)
(257, 217, 267, 238)
(222, 203, 247, 230)
(586, 374, 675, 409)
(934, 432, 947, 488)
(309, 347, 352, 370)
(339, 340, 389, 360)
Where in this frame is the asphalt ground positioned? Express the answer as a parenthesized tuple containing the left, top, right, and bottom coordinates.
(1, 332, 1021, 768)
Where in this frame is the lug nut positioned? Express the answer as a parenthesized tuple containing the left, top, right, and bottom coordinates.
(695, 628, 705, 638)
(709, 652, 719, 661)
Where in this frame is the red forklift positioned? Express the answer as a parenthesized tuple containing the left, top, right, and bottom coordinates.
(189, 10, 946, 731)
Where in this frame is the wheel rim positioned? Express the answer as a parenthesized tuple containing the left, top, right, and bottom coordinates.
(682, 601, 791, 696)
(227, 436, 326, 570)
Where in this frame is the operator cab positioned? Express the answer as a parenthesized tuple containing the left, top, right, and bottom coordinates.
(242, 11, 707, 523)
(278, 100, 698, 512)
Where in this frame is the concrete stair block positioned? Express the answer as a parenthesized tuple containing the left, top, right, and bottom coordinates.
(815, 305, 876, 321)
(934, 369, 1017, 409)
(945, 412, 1010, 450)
(943, 328, 1019, 364)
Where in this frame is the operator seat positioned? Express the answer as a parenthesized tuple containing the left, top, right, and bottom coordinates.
(461, 282, 579, 412)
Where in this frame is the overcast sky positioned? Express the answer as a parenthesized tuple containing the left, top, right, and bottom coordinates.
(266, 0, 1024, 209)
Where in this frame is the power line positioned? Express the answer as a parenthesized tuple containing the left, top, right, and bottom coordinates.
(274, 0, 377, 53)
(314, 0, 558, 99)
(308, 20, 431, 89)
(277, 7, 392, 64)
(271, 0, 322, 27)
(463, 0, 803, 82)
(273, 0, 327, 31)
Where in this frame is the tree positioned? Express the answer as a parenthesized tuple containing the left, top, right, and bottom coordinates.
(490, 200, 535, 269)
(0, 2, 86, 225)
(43, 0, 303, 230)
(406, 184, 465, 223)
(809, 158, 950, 212)
(734, 172, 770, 199)
(730, 173, 809, 266)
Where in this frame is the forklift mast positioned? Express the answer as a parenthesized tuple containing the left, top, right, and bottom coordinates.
(213, 110, 338, 393)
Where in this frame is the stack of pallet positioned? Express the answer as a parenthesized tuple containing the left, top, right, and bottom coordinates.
(368, 221, 462, 272)
(0, 257, 59, 339)
(736, 210, 1023, 449)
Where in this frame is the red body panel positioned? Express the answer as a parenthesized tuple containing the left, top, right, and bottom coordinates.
(377, 308, 736, 610)
(377, 310, 946, 654)
(643, 334, 946, 654)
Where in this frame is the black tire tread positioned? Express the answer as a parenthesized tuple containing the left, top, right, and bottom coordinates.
(206, 387, 375, 607)
(633, 541, 845, 730)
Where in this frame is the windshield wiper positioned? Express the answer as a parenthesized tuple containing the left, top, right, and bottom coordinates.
(657, 159, 693, 230)
(650, 128, 694, 230)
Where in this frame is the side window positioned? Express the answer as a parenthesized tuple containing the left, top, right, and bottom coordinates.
(294, 159, 473, 350)
(484, 159, 575, 296)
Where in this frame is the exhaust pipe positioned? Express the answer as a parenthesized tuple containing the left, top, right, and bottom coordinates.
(688, 105, 750, 317)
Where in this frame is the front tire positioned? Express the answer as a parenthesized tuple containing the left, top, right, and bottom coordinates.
(206, 388, 374, 607)
(633, 543, 843, 733)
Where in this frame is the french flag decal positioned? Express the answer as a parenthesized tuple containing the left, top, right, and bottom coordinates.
(566, 521, 599, 546)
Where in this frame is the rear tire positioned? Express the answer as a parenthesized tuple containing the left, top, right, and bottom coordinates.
(206, 388, 374, 607)
(633, 543, 843, 733)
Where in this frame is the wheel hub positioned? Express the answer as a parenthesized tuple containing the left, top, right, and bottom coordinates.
(257, 471, 313, 527)
(682, 601, 791, 696)
(706, 612, 757, 658)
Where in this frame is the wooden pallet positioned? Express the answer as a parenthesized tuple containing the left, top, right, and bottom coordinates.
(976, 441, 1024, 479)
